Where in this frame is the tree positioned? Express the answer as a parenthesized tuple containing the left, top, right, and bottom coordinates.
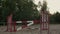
(1, 0, 16, 21)
(41, 0, 47, 11)
(13, 0, 39, 20)
(0, 0, 2, 21)
(0, 0, 39, 21)
(54, 12, 60, 22)
(50, 12, 60, 24)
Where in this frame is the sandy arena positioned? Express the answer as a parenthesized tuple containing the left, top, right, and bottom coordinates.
(0, 24, 60, 34)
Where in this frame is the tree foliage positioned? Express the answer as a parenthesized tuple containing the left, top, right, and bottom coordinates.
(13, 0, 39, 21)
(41, 1, 47, 11)
(50, 12, 60, 24)
(0, 0, 39, 22)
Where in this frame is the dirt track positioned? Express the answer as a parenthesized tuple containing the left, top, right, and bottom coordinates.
(0, 24, 60, 34)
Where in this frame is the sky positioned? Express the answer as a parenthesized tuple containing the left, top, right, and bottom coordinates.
(34, 0, 60, 14)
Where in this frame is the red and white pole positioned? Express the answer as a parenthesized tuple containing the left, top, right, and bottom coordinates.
(7, 14, 13, 32)
(13, 21, 16, 32)
(40, 11, 49, 34)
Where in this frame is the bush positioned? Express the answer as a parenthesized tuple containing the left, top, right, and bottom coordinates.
(0, 22, 6, 26)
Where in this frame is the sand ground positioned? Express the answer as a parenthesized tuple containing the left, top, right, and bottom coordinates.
(0, 24, 60, 34)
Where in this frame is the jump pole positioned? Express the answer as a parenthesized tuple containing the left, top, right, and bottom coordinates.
(7, 14, 13, 32)
(40, 11, 49, 34)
